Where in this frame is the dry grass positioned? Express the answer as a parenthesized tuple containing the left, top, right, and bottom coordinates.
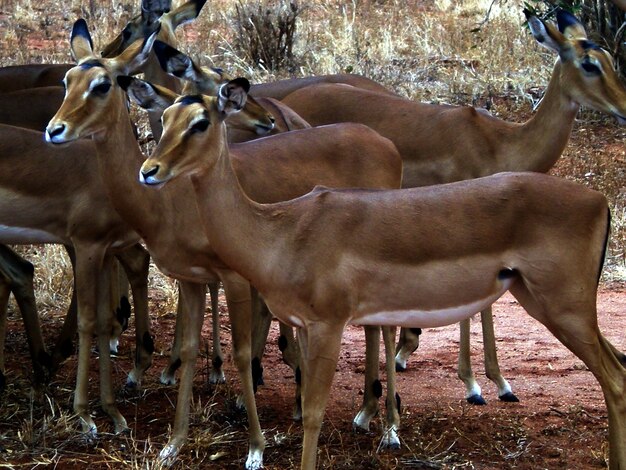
(0, 0, 625, 468)
(2, 0, 624, 310)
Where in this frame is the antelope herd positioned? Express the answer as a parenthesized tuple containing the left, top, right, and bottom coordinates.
(0, 1, 625, 469)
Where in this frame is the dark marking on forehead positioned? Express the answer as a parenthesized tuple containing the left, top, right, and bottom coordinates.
(80, 59, 105, 70)
(179, 94, 204, 106)
(579, 39, 602, 52)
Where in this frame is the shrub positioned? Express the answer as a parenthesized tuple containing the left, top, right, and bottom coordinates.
(232, 0, 300, 72)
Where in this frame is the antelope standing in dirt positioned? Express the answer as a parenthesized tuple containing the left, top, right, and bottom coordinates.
(0, 0, 185, 389)
(45, 20, 406, 467)
(136, 44, 400, 428)
(137, 76, 626, 470)
(279, 9, 626, 405)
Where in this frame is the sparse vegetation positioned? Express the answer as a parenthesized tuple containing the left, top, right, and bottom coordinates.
(0, 0, 624, 468)
(231, 0, 301, 72)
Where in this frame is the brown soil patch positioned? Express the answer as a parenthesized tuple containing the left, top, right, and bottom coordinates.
(1, 283, 624, 469)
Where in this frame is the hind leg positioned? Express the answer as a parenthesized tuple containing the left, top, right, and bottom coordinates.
(395, 327, 421, 371)
(511, 283, 625, 469)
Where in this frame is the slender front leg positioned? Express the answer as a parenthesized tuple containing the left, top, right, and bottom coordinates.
(481, 307, 518, 402)
(50, 245, 78, 373)
(250, 287, 271, 389)
(116, 244, 153, 388)
(0, 246, 50, 388)
(208, 281, 225, 384)
(457, 316, 485, 405)
(278, 321, 302, 420)
(353, 326, 381, 431)
(221, 272, 264, 470)
(72, 245, 103, 437)
(298, 321, 344, 470)
(95, 254, 127, 434)
(108, 259, 126, 355)
(161, 282, 184, 385)
(159, 280, 206, 465)
(0, 267, 10, 393)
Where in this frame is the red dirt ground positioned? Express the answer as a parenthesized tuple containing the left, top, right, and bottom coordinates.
(1, 283, 625, 469)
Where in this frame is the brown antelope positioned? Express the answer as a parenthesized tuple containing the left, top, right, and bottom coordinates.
(0, 64, 71, 92)
(0, 120, 154, 437)
(0, 87, 65, 131)
(152, 37, 395, 98)
(140, 76, 626, 470)
(146, 43, 405, 430)
(279, 8, 626, 405)
(45, 20, 404, 466)
(0, 0, 200, 394)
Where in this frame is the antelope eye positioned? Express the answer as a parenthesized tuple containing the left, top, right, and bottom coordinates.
(581, 60, 601, 75)
(189, 119, 210, 134)
(92, 82, 112, 95)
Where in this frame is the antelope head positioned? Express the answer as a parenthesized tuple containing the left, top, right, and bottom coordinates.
(46, 19, 157, 145)
(101, 0, 206, 57)
(525, 9, 626, 123)
(152, 40, 274, 134)
(139, 78, 250, 185)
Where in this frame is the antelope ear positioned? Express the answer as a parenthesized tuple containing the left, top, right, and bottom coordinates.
(154, 40, 195, 78)
(142, 0, 172, 26)
(556, 9, 587, 39)
(525, 9, 563, 53)
(111, 26, 160, 76)
(217, 78, 250, 116)
(118, 75, 178, 112)
(168, 0, 208, 29)
(70, 19, 95, 62)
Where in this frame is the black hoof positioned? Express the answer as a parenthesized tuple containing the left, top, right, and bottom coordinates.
(386, 442, 401, 450)
(125, 380, 138, 391)
(395, 363, 406, 373)
(499, 392, 520, 403)
(467, 394, 487, 405)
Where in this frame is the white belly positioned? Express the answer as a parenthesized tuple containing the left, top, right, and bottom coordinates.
(353, 277, 514, 328)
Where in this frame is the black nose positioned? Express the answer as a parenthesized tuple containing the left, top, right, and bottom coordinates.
(269, 116, 276, 124)
(142, 165, 159, 178)
(48, 124, 66, 138)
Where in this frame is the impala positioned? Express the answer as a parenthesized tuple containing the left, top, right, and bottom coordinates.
(0, 64, 71, 92)
(141, 76, 626, 470)
(144, 44, 407, 430)
(103, 0, 264, 388)
(0, 87, 64, 131)
(45, 20, 405, 467)
(280, 9, 626, 405)
(0, 121, 154, 437)
(152, 37, 395, 99)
